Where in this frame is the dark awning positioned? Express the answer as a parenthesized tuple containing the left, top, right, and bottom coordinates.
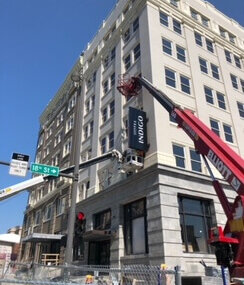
(83, 230, 111, 241)
(21, 233, 63, 243)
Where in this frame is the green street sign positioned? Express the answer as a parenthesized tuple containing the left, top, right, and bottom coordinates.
(31, 163, 60, 177)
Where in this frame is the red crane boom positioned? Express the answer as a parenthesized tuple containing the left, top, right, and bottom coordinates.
(117, 75, 244, 278)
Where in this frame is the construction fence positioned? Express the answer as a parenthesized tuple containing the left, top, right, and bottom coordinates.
(0, 262, 181, 285)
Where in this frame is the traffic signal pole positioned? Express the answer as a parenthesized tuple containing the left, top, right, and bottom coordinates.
(65, 72, 83, 265)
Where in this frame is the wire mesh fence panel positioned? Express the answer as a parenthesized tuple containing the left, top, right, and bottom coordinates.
(120, 265, 175, 285)
(1, 263, 179, 285)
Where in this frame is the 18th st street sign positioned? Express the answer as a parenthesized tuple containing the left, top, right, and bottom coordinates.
(31, 163, 59, 177)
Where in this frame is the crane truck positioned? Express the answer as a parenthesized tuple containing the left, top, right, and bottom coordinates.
(117, 75, 244, 280)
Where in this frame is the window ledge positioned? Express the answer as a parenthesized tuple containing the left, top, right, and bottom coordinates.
(121, 253, 148, 260)
(183, 252, 215, 258)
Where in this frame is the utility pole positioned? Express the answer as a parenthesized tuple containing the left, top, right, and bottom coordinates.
(65, 70, 83, 264)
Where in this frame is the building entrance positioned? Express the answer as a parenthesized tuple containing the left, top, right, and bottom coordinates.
(88, 240, 110, 265)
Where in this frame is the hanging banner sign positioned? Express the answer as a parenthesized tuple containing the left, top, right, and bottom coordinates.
(128, 107, 148, 151)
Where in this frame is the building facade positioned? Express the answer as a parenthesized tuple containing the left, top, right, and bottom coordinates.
(20, 0, 244, 281)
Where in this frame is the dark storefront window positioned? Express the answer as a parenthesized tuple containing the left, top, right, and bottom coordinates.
(94, 209, 111, 230)
(124, 198, 148, 255)
(178, 196, 213, 253)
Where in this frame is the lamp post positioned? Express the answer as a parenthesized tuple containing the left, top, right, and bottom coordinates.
(65, 70, 83, 264)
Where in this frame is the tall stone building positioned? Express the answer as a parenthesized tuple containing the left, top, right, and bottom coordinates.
(20, 0, 244, 281)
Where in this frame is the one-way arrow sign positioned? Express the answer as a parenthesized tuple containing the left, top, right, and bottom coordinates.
(31, 163, 59, 177)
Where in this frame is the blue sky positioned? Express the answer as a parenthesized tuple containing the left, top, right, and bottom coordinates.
(0, 0, 243, 234)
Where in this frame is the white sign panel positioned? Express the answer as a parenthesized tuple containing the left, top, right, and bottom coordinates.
(9, 153, 29, 177)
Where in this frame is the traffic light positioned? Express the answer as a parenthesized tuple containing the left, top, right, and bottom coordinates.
(74, 212, 86, 236)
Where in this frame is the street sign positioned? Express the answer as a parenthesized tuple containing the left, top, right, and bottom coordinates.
(9, 153, 29, 177)
(31, 163, 60, 177)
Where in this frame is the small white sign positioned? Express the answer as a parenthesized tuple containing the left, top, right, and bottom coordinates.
(9, 153, 29, 177)
(9, 160, 28, 177)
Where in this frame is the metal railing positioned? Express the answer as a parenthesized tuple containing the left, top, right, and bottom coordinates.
(41, 254, 60, 266)
(0, 262, 181, 285)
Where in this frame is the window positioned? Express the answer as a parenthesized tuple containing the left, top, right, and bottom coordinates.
(94, 209, 111, 230)
(124, 54, 131, 71)
(102, 107, 107, 123)
(206, 39, 214, 53)
(162, 38, 172, 55)
(237, 102, 244, 118)
(225, 50, 232, 63)
(172, 144, 185, 168)
(202, 16, 209, 27)
(44, 204, 52, 221)
(86, 79, 92, 89)
(103, 55, 109, 69)
(176, 45, 186, 62)
(169, 114, 177, 123)
(46, 127, 52, 139)
(103, 80, 109, 94)
(133, 17, 139, 32)
(179, 196, 213, 253)
(88, 148, 92, 159)
(173, 19, 181, 34)
(63, 139, 72, 156)
(211, 64, 220, 80)
(109, 131, 114, 149)
(91, 95, 95, 108)
(133, 44, 141, 61)
(165, 68, 176, 88)
(56, 197, 65, 215)
(52, 153, 60, 166)
(84, 125, 88, 140)
(230, 74, 238, 89)
(101, 137, 106, 154)
(229, 34, 236, 44)
(204, 86, 214, 104)
(124, 28, 130, 43)
(219, 27, 226, 38)
(190, 149, 202, 172)
(170, 0, 179, 7)
(57, 112, 64, 127)
(123, 5, 129, 16)
(85, 100, 90, 114)
(124, 198, 148, 255)
(66, 115, 74, 133)
(160, 11, 168, 27)
(110, 100, 115, 116)
(223, 124, 233, 143)
(90, 121, 94, 136)
(110, 73, 115, 87)
(241, 79, 244, 93)
(190, 9, 198, 20)
(54, 131, 62, 146)
(194, 32, 202, 46)
(234, 55, 241, 69)
(180, 75, 191, 94)
(44, 146, 50, 157)
(34, 211, 41, 226)
(216, 92, 226, 110)
(68, 95, 76, 112)
(111, 47, 116, 61)
(210, 119, 220, 136)
(199, 58, 208, 74)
